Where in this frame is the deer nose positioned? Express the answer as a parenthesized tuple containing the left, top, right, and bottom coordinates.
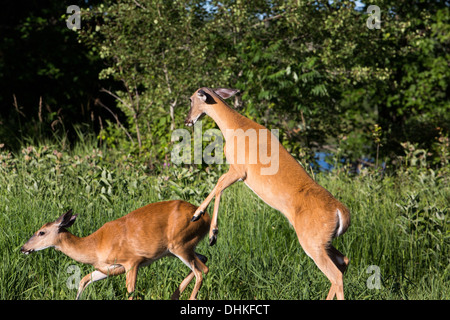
(20, 246, 33, 255)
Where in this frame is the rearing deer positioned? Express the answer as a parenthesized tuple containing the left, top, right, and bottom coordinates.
(21, 200, 210, 300)
(185, 87, 350, 300)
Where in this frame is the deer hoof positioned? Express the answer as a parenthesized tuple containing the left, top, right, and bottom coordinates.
(191, 210, 204, 222)
(209, 229, 218, 246)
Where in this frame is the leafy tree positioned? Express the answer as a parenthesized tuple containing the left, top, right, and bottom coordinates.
(75, 0, 449, 169)
(80, 0, 218, 164)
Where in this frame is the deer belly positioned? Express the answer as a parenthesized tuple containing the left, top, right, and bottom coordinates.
(243, 180, 289, 214)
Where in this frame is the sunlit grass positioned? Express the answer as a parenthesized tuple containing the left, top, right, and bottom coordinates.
(0, 143, 448, 300)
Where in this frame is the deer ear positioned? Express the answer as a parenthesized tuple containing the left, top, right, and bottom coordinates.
(56, 209, 77, 229)
(197, 89, 207, 102)
(213, 88, 239, 100)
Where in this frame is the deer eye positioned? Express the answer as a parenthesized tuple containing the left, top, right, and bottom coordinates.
(38, 231, 45, 236)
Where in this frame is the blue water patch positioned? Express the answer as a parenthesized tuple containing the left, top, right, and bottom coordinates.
(311, 152, 381, 173)
(312, 152, 334, 171)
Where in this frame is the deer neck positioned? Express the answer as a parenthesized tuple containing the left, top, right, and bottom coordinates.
(205, 101, 246, 139)
(56, 231, 98, 265)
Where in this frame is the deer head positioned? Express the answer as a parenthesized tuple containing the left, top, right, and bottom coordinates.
(184, 88, 239, 126)
(21, 209, 77, 255)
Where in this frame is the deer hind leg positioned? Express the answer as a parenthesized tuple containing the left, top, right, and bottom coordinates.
(327, 245, 349, 299)
(172, 250, 209, 300)
(327, 245, 349, 274)
(189, 252, 209, 300)
(302, 243, 346, 300)
(171, 253, 208, 300)
(124, 263, 140, 300)
(171, 271, 194, 300)
(294, 219, 348, 300)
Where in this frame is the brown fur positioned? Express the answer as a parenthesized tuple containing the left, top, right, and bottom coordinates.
(21, 200, 211, 300)
(186, 87, 350, 300)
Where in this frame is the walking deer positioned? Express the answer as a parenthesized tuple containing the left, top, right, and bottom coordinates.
(185, 87, 350, 300)
(21, 200, 211, 300)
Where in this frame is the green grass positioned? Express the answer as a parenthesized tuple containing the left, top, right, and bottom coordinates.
(0, 144, 448, 300)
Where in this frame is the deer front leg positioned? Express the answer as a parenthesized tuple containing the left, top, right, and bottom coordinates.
(76, 264, 125, 300)
(209, 189, 223, 246)
(191, 185, 217, 222)
(192, 168, 242, 245)
(76, 271, 107, 300)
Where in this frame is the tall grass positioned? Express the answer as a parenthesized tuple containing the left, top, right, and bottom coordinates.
(0, 142, 448, 300)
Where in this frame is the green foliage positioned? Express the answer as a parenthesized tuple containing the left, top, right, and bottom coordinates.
(1, 142, 448, 299)
(79, 0, 214, 163)
(154, 165, 222, 204)
(73, 0, 449, 169)
(2, 1, 447, 169)
(396, 192, 448, 261)
(1, 1, 449, 301)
